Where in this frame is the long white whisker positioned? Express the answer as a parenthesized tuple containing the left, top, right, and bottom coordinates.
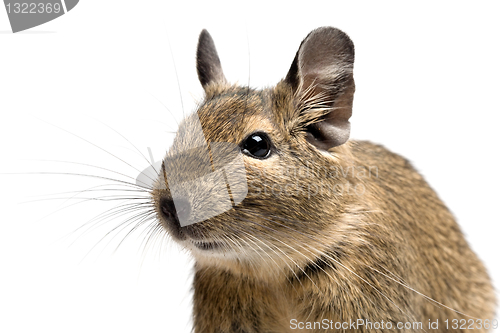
(33, 117, 158, 185)
(237, 209, 421, 325)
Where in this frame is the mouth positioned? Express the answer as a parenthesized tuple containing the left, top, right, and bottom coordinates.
(191, 240, 223, 251)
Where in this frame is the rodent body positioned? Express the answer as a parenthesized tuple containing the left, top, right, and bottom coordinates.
(152, 27, 495, 332)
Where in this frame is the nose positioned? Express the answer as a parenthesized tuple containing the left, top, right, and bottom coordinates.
(159, 197, 192, 238)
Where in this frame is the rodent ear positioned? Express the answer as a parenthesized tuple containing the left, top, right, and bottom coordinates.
(285, 27, 355, 150)
(196, 29, 227, 89)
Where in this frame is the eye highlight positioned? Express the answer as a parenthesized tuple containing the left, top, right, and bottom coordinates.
(241, 132, 272, 159)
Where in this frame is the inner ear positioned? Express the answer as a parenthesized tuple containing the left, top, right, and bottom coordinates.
(196, 29, 227, 89)
(285, 27, 355, 150)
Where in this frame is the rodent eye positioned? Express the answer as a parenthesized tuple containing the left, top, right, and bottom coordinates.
(241, 132, 272, 159)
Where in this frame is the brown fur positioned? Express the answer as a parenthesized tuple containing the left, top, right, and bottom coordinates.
(152, 28, 495, 332)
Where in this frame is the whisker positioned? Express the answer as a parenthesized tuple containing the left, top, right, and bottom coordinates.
(367, 265, 480, 320)
(229, 222, 324, 304)
(20, 158, 152, 186)
(4, 171, 152, 191)
(230, 221, 320, 291)
(226, 223, 308, 290)
(165, 32, 185, 119)
(96, 120, 161, 176)
(236, 209, 421, 324)
(80, 209, 156, 262)
(26, 187, 151, 228)
(147, 93, 180, 128)
(139, 222, 168, 262)
(65, 201, 155, 243)
(20, 195, 151, 204)
(24, 186, 150, 198)
(113, 213, 158, 254)
(240, 217, 405, 320)
(33, 118, 158, 185)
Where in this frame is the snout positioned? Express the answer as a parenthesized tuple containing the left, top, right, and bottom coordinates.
(156, 194, 228, 252)
(158, 196, 191, 240)
(158, 195, 214, 242)
(154, 140, 248, 251)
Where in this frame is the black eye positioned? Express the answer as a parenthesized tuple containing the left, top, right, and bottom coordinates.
(241, 132, 272, 159)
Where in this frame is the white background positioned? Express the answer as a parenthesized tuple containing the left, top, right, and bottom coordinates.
(1, 1, 499, 332)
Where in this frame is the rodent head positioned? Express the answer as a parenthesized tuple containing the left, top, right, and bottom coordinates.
(152, 27, 356, 276)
